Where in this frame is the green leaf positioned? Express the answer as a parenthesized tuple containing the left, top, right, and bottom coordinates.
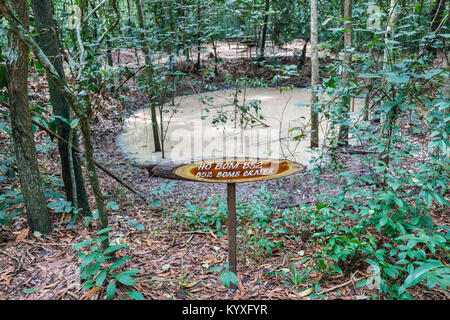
(380, 101, 397, 113)
(96, 227, 113, 235)
(114, 272, 136, 286)
(386, 73, 410, 86)
(0, 63, 6, 89)
(109, 256, 131, 271)
(432, 192, 446, 206)
(119, 269, 141, 277)
(379, 216, 389, 227)
(107, 201, 119, 211)
(220, 270, 238, 288)
(128, 291, 144, 300)
(34, 60, 43, 74)
(106, 281, 116, 299)
(72, 239, 92, 251)
(23, 288, 37, 294)
(399, 260, 443, 294)
(70, 118, 80, 128)
(95, 269, 108, 287)
(161, 263, 170, 270)
(103, 244, 129, 255)
(356, 279, 369, 288)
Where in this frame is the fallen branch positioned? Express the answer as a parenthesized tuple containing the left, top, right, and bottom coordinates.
(20, 240, 75, 247)
(318, 273, 364, 295)
(0, 249, 21, 272)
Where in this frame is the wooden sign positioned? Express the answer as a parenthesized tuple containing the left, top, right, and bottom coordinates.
(147, 157, 305, 289)
(151, 158, 305, 183)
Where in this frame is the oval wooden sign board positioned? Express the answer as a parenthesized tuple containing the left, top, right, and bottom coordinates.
(152, 158, 305, 183)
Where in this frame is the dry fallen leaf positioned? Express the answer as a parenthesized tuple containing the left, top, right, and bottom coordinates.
(16, 228, 29, 242)
(238, 278, 245, 295)
(85, 286, 103, 300)
(209, 229, 217, 239)
(0, 267, 14, 282)
(214, 256, 224, 264)
(299, 288, 313, 297)
(201, 258, 214, 265)
(180, 281, 198, 288)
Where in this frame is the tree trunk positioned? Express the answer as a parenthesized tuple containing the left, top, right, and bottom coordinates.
(210, 36, 219, 74)
(338, 0, 352, 147)
(299, 38, 309, 68)
(30, 0, 91, 216)
(429, 0, 447, 33)
(0, 1, 109, 245)
(196, 0, 202, 70)
(6, 0, 51, 234)
(380, 0, 401, 168)
(383, 0, 399, 70)
(310, 0, 319, 148)
(259, 0, 270, 57)
(135, 0, 162, 152)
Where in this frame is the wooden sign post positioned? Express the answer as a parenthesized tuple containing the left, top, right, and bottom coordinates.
(148, 157, 305, 287)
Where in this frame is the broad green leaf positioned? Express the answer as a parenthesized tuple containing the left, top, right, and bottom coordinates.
(399, 260, 443, 294)
(109, 256, 131, 271)
(95, 269, 107, 287)
(106, 281, 116, 299)
(23, 288, 37, 294)
(97, 227, 113, 235)
(220, 270, 238, 288)
(73, 239, 93, 251)
(115, 272, 136, 286)
(70, 118, 80, 128)
(386, 73, 410, 86)
(128, 291, 144, 300)
(380, 101, 397, 113)
(103, 244, 129, 255)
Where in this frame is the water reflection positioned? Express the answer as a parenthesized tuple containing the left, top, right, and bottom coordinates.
(117, 88, 360, 164)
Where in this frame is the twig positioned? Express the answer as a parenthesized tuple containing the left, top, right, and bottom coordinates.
(20, 240, 75, 247)
(0, 249, 21, 271)
(159, 231, 210, 235)
(81, 0, 108, 27)
(318, 273, 364, 295)
(66, 291, 80, 300)
(97, 0, 120, 46)
(113, 65, 147, 93)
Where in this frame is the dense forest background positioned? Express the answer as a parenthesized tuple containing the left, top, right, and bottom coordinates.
(0, 0, 448, 300)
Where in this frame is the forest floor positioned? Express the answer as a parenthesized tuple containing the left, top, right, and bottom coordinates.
(0, 44, 448, 300)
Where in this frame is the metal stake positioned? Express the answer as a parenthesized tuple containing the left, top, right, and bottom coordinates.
(227, 183, 237, 283)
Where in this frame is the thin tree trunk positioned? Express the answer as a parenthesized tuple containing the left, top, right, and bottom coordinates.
(383, 0, 399, 70)
(6, 0, 51, 234)
(300, 37, 309, 68)
(429, 0, 447, 33)
(196, 0, 202, 70)
(0, 1, 109, 245)
(259, 0, 270, 57)
(338, 0, 353, 147)
(445, 50, 450, 101)
(380, 0, 401, 169)
(30, 0, 91, 216)
(210, 36, 219, 74)
(310, 0, 319, 148)
(135, 0, 162, 152)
